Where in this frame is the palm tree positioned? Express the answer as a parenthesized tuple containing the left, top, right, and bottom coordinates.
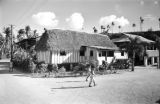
(152, 34, 160, 69)
(33, 30, 38, 38)
(3, 27, 11, 58)
(100, 25, 105, 33)
(17, 29, 25, 41)
(93, 27, 98, 33)
(3, 27, 11, 42)
(140, 17, 144, 31)
(132, 23, 136, 32)
(25, 25, 31, 38)
(0, 33, 5, 59)
(119, 34, 153, 71)
(120, 38, 144, 71)
(118, 25, 121, 33)
(111, 22, 115, 34)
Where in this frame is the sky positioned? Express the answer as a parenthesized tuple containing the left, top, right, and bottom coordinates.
(0, 0, 160, 35)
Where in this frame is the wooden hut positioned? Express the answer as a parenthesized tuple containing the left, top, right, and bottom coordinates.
(35, 29, 118, 66)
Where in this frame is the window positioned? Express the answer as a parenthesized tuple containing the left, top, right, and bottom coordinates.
(108, 51, 114, 57)
(60, 51, 66, 56)
(121, 51, 124, 56)
(102, 51, 106, 56)
(90, 50, 93, 57)
(80, 50, 85, 56)
(154, 57, 157, 63)
(99, 52, 102, 57)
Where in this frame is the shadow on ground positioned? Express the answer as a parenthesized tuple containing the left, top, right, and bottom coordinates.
(51, 86, 89, 89)
(56, 81, 85, 83)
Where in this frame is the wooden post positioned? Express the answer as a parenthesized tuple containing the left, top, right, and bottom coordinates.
(50, 51, 52, 64)
(151, 57, 154, 65)
(144, 56, 148, 66)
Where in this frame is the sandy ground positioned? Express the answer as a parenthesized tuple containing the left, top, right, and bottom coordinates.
(0, 62, 160, 104)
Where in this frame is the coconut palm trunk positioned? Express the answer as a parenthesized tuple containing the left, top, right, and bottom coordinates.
(158, 48, 160, 69)
(131, 50, 135, 71)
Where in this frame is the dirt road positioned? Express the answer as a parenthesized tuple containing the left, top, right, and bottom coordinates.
(0, 62, 160, 104)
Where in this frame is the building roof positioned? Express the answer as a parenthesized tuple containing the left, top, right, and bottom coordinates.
(16, 38, 36, 50)
(112, 33, 154, 44)
(35, 29, 118, 51)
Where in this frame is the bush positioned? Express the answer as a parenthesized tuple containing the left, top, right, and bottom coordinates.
(12, 50, 32, 72)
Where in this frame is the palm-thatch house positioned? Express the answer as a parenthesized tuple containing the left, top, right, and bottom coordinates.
(35, 29, 120, 67)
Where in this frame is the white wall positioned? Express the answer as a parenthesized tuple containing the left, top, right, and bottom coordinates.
(37, 49, 128, 65)
(114, 51, 128, 59)
(51, 50, 86, 64)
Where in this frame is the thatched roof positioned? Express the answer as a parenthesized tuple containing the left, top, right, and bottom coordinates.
(35, 29, 118, 51)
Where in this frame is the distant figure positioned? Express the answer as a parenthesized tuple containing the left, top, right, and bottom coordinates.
(86, 64, 96, 87)
(9, 61, 13, 72)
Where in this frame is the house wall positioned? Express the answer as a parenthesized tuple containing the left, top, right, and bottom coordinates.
(51, 50, 86, 64)
(37, 50, 86, 64)
(114, 51, 128, 59)
(144, 50, 159, 66)
(37, 48, 126, 65)
(37, 51, 50, 63)
(85, 47, 98, 61)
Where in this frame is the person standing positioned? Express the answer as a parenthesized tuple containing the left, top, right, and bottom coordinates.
(89, 65, 96, 87)
(86, 64, 96, 87)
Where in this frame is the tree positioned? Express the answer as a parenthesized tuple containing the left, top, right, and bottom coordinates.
(25, 25, 31, 38)
(3, 27, 11, 43)
(111, 22, 115, 34)
(17, 29, 25, 41)
(132, 23, 136, 32)
(119, 33, 153, 71)
(118, 25, 121, 33)
(3, 27, 12, 58)
(152, 34, 160, 69)
(140, 17, 144, 31)
(120, 38, 144, 71)
(93, 27, 98, 33)
(0, 33, 4, 44)
(100, 25, 105, 33)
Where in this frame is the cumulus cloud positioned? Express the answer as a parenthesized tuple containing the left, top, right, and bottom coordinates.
(66, 13, 84, 30)
(32, 12, 59, 28)
(99, 15, 129, 27)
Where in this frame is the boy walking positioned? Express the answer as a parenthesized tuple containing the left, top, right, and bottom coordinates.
(86, 64, 96, 87)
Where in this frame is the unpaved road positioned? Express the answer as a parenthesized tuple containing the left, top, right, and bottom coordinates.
(0, 62, 160, 104)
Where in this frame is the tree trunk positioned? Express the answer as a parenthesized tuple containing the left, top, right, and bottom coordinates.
(158, 49, 160, 69)
(131, 51, 135, 71)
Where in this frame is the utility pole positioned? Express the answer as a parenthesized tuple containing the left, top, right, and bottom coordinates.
(10, 25, 13, 61)
(9, 24, 14, 72)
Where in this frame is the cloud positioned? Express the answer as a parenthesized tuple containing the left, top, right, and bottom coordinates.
(144, 14, 156, 21)
(66, 13, 84, 30)
(32, 12, 59, 28)
(99, 15, 129, 27)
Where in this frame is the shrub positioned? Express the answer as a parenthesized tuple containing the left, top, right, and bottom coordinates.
(12, 50, 32, 72)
